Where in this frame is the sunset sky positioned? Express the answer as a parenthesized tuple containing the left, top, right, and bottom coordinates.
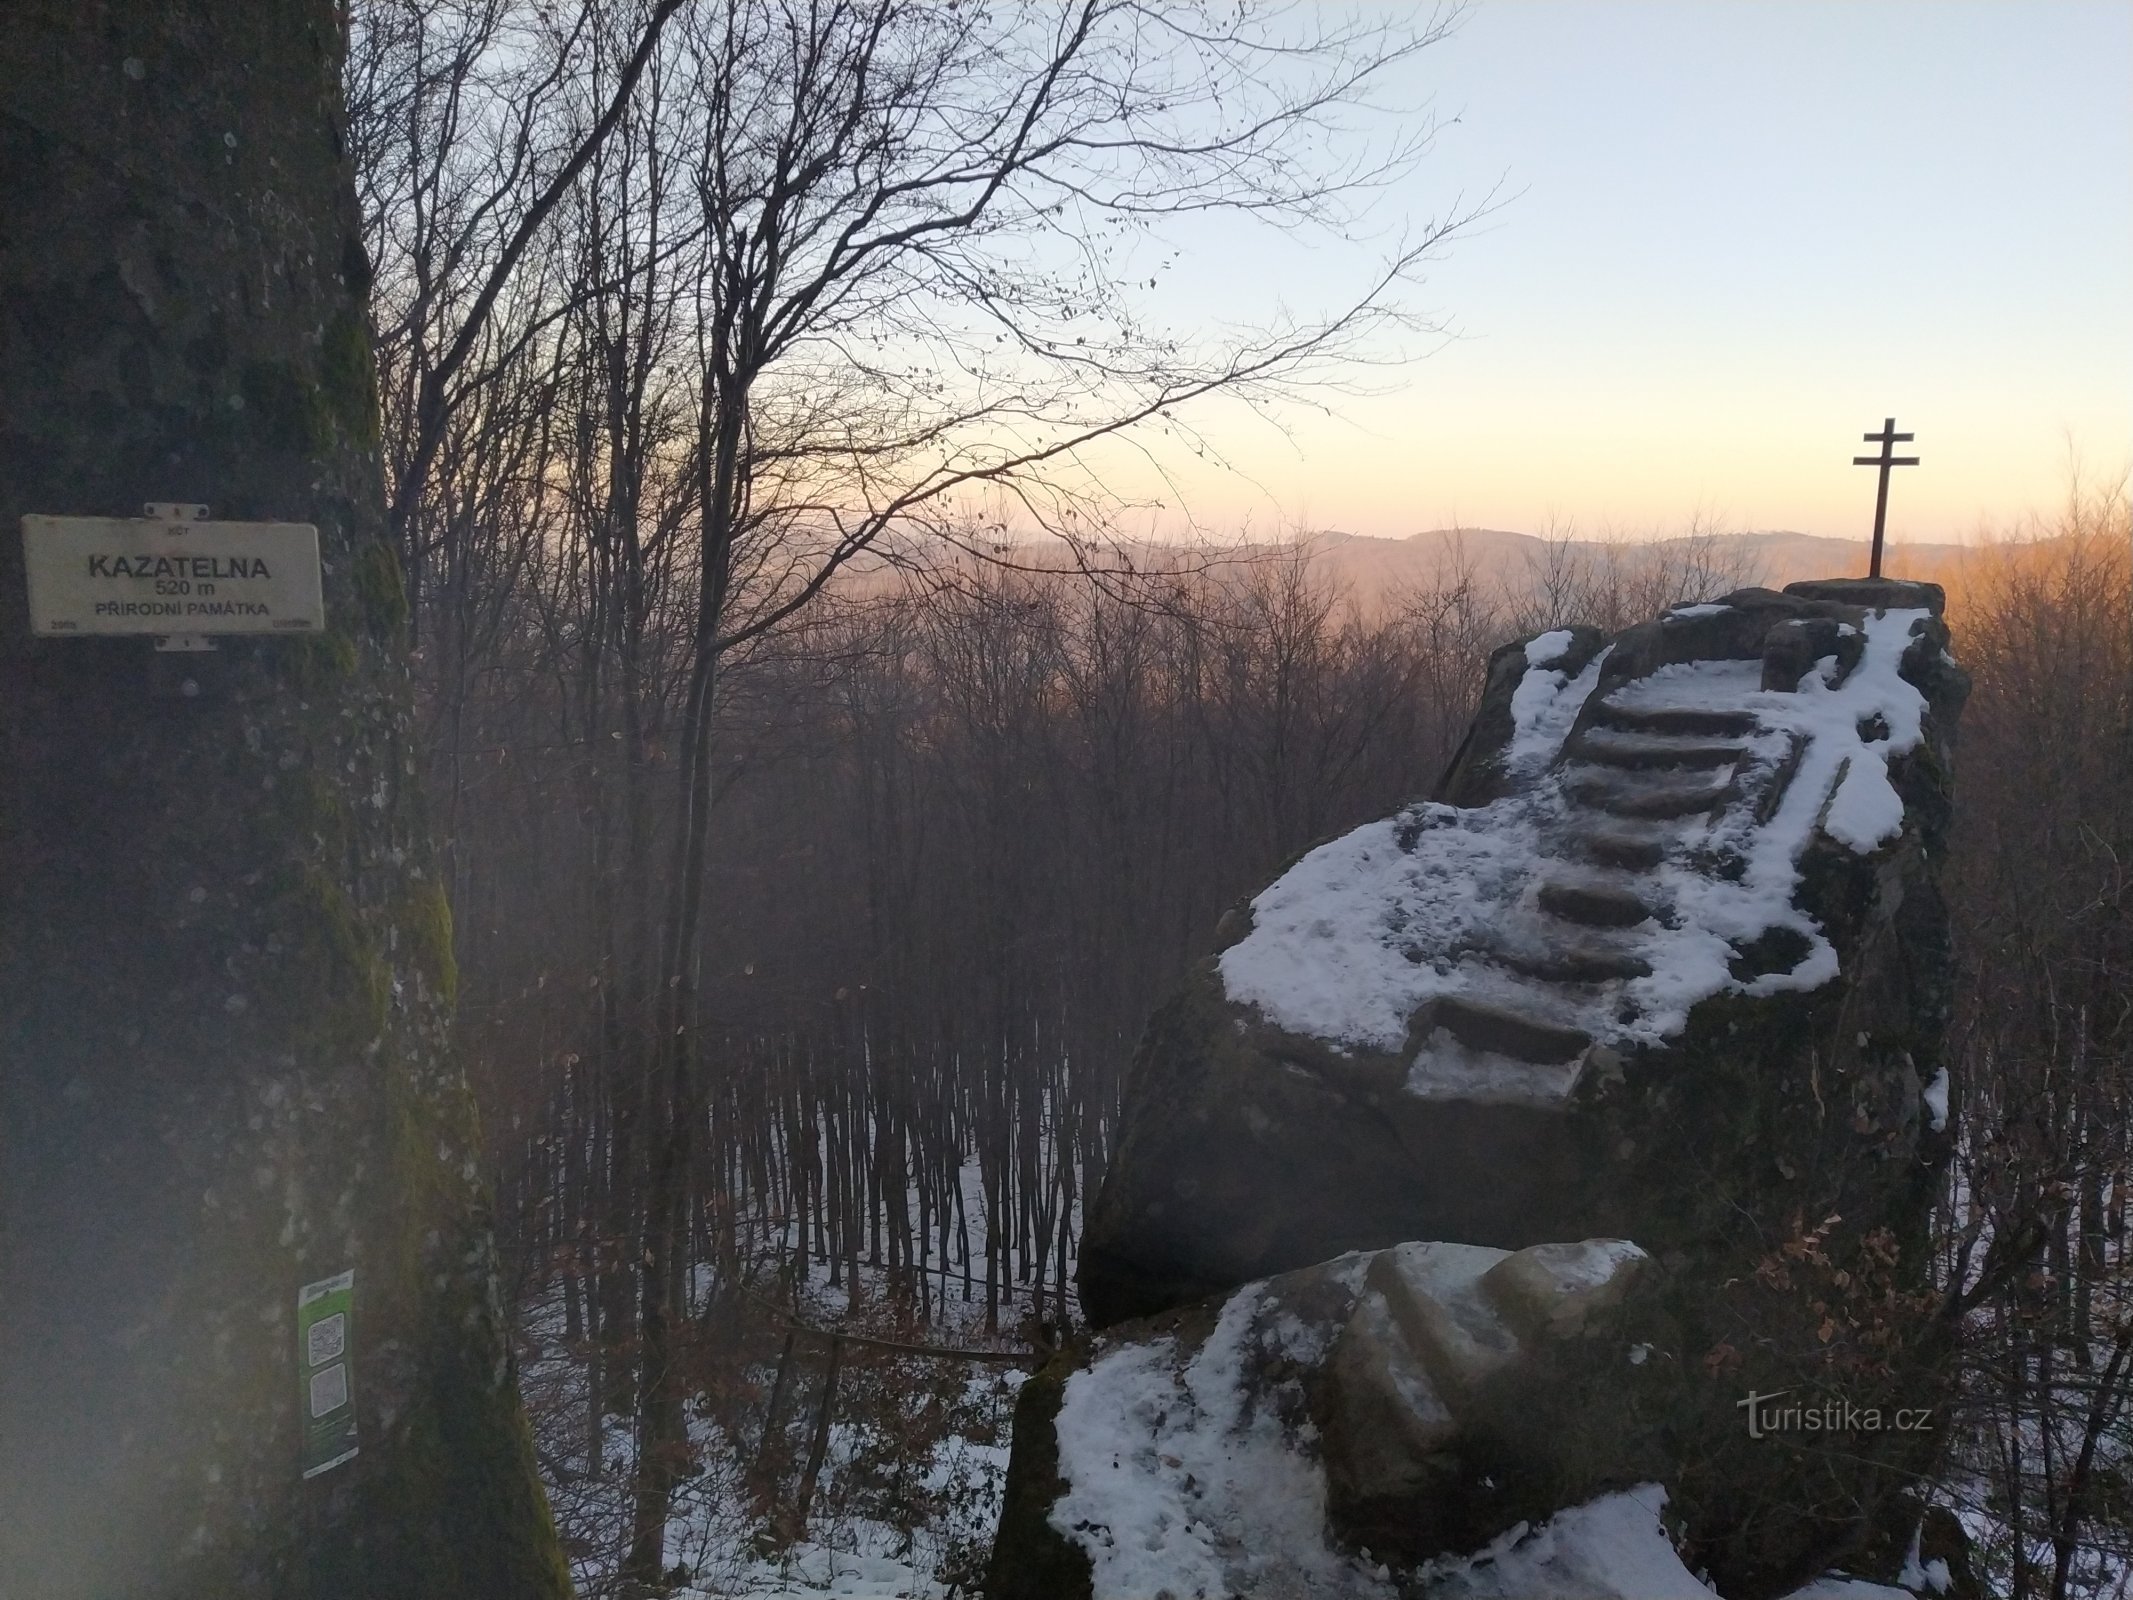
(1100, 0, 2133, 546)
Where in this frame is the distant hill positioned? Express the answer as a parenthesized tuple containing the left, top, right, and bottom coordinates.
(1303, 527, 1969, 601)
(846, 526, 1976, 619)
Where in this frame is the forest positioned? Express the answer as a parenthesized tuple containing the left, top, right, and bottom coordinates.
(0, 2, 2120, 1597)
(453, 484, 2132, 1600)
(332, 4, 2133, 1592)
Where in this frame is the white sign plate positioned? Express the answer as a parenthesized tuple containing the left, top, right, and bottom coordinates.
(22, 511, 325, 636)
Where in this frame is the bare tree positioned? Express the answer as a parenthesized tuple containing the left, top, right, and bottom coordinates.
(344, 0, 1488, 1575)
(348, 0, 688, 614)
(1936, 487, 2133, 1599)
(584, 3, 1476, 1572)
(1388, 530, 1504, 780)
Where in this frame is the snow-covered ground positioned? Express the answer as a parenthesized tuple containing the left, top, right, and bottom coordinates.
(510, 1105, 1990, 1600)
(517, 1219, 1032, 1600)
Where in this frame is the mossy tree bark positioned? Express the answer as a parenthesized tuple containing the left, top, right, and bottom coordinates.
(0, 4, 570, 1596)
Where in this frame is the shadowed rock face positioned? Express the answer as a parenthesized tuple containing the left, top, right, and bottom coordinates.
(1059, 577, 1966, 1594)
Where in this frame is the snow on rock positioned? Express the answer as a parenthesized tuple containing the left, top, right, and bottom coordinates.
(1074, 582, 1967, 1600)
(1421, 1495, 1934, 1600)
(1421, 1484, 1717, 1599)
(1524, 628, 1578, 667)
(1507, 639, 1611, 773)
(1006, 1232, 1965, 1600)
(1019, 1240, 1672, 1599)
(1901, 1545, 1955, 1595)
(1215, 807, 1534, 1053)
(1778, 1579, 1921, 1600)
(1219, 605, 1939, 1063)
(1048, 1271, 1395, 1600)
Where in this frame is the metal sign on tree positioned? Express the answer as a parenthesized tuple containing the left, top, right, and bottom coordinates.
(21, 502, 324, 647)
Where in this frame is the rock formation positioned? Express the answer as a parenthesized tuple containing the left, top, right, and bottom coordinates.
(995, 579, 1967, 1597)
(991, 1240, 1673, 1600)
(990, 1234, 1970, 1599)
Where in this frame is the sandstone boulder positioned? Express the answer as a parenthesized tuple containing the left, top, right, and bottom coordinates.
(1073, 578, 1968, 1592)
(989, 1238, 1672, 1600)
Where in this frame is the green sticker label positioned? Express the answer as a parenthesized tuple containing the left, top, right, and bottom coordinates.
(297, 1269, 358, 1479)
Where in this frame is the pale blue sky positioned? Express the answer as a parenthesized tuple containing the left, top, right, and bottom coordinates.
(1103, 0, 2133, 543)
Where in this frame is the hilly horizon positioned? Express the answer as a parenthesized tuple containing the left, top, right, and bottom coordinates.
(948, 525, 1976, 609)
(1304, 524, 1968, 595)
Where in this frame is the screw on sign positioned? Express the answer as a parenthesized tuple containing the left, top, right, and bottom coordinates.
(1853, 418, 1919, 578)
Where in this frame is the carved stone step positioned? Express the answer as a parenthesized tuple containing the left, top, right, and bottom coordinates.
(1492, 940, 1653, 984)
(1590, 701, 1758, 739)
(1400, 1033, 1587, 1107)
(1368, 1242, 1520, 1407)
(1565, 728, 1747, 771)
(1424, 996, 1592, 1065)
(1565, 769, 1730, 819)
(1566, 827, 1668, 870)
(1537, 882, 1654, 928)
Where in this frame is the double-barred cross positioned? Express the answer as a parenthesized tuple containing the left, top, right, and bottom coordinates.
(1853, 417, 1918, 578)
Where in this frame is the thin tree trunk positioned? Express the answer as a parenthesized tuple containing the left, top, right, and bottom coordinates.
(786, 1336, 844, 1542)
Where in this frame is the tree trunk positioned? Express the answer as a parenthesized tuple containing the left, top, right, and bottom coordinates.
(0, 5, 569, 1595)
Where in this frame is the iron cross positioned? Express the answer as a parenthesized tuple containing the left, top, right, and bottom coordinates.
(1853, 418, 1918, 578)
